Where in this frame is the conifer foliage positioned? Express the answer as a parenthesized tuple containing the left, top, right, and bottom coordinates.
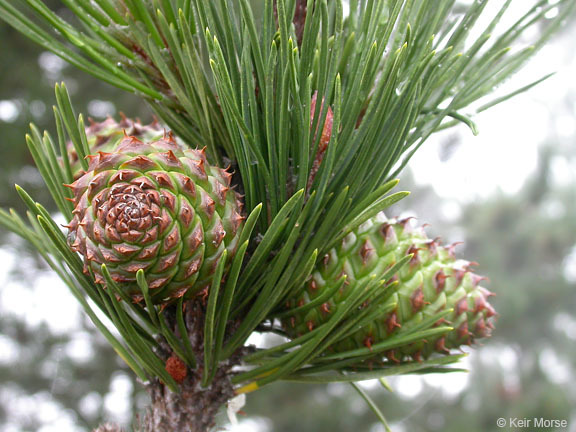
(0, 0, 572, 430)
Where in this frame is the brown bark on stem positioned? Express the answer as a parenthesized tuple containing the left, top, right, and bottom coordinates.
(138, 301, 241, 432)
(94, 300, 243, 432)
(138, 365, 236, 432)
(274, 0, 308, 46)
(293, 0, 308, 46)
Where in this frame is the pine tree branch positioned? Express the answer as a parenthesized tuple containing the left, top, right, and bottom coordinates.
(0, 2, 574, 429)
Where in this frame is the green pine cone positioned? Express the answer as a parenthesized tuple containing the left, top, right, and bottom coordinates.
(282, 215, 496, 362)
(66, 133, 244, 304)
(65, 116, 170, 179)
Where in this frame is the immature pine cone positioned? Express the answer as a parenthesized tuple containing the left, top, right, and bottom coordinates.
(283, 215, 496, 363)
(66, 133, 244, 304)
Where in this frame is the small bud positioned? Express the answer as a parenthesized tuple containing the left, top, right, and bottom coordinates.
(165, 354, 187, 384)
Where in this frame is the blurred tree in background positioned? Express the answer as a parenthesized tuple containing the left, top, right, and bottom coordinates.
(0, 6, 152, 429)
(0, 3, 152, 213)
(1, 3, 576, 432)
